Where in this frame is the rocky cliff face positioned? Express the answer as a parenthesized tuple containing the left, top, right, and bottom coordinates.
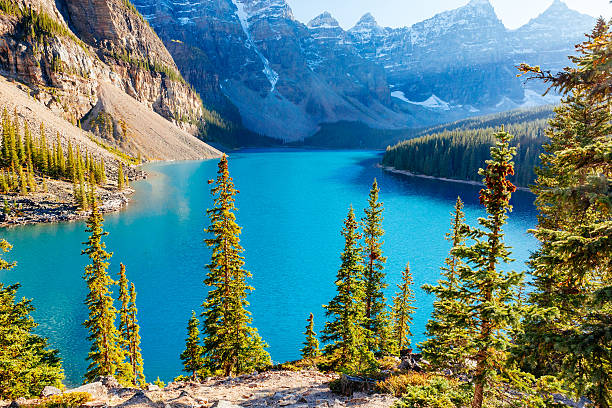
(133, 0, 594, 142)
(0, 0, 215, 158)
(133, 0, 411, 141)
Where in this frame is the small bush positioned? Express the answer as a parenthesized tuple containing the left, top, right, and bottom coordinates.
(393, 376, 472, 408)
(25, 392, 91, 408)
(378, 372, 431, 397)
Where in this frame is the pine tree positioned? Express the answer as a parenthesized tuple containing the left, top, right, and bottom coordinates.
(516, 20, 612, 406)
(421, 197, 473, 372)
(360, 179, 393, 355)
(201, 155, 271, 376)
(391, 263, 416, 352)
(0, 239, 64, 399)
(128, 282, 144, 386)
(450, 130, 523, 408)
(300, 313, 320, 359)
(81, 200, 126, 382)
(117, 264, 135, 385)
(39, 123, 48, 175)
(181, 311, 204, 380)
(322, 207, 375, 373)
(117, 161, 124, 190)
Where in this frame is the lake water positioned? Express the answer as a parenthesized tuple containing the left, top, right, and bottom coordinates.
(0, 149, 538, 385)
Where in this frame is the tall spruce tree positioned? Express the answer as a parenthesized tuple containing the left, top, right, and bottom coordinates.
(391, 263, 416, 352)
(516, 20, 612, 407)
(0, 239, 64, 399)
(82, 200, 126, 382)
(127, 283, 144, 386)
(117, 264, 134, 384)
(360, 179, 393, 355)
(116, 263, 143, 386)
(421, 197, 474, 372)
(181, 311, 204, 380)
(301, 313, 320, 359)
(450, 130, 524, 408)
(322, 207, 375, 372)
(201, 155, 271, 376)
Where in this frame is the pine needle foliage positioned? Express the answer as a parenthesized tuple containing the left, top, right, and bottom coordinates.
(360, 179, 393, 356)
(322, 207, 376, 373)
(181, 311, 204, 380)
(301, 313, 320, 359)
(391, 262, 416, 353)
(421, 197, 474, 372)
(448, 130, 524, 408)
(516, 20, 612, 407)
(201, 155, 271, 376)
(81, 201, 126, 382)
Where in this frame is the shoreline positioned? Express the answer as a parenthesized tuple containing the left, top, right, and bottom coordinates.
(380, 164, 532, 192)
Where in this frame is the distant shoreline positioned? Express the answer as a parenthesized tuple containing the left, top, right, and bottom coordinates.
(380, 164, 531, 193)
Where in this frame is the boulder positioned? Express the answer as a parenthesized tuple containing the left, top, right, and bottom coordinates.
(338, 374, 376, 396)
(66, 382, 107, 400)
(41, 386, 63, 397)
(212, 401, 241, 408)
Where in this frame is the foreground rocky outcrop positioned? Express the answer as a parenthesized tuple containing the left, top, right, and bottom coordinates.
(0, 371, 396, 408)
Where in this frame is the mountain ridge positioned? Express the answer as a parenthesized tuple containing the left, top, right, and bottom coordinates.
(132, 0, 595, 143)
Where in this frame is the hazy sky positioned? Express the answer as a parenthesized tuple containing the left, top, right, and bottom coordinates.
(285, 0, 611, 30)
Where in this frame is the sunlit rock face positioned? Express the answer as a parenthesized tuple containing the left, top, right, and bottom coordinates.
(134, 0, 595, 141)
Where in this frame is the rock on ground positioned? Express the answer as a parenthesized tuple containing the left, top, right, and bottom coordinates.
(0, 370, 396, 408)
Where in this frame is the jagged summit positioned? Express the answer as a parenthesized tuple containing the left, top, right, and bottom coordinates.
(307, 11, 341, 29)
(355, 12, 378, 26)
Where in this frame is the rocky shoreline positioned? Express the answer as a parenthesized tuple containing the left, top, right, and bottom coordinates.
(0, 371, 396, 408)
(380, 165, 531, 192)
(0, 177, 142, 228)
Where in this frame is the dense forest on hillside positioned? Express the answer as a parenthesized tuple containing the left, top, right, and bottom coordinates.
(381, 106, 554, 186)
(300, 105, 554, 152)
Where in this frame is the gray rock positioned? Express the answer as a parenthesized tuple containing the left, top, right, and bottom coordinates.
(66, 382, 107, 400)
(146, 384, 161, 391)
(41, 386, 62, 397)
(212, 401, 241, 408)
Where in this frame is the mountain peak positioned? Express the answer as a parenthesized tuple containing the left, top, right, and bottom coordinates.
(356, 13, 378, 25)
(307, 11, 340, 29)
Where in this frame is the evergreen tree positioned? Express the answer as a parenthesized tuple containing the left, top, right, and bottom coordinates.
(127, 282, 144, 386)
(181, 311, 204, 380)
(516, 20, 612, 407)
(201, 155, 271, 376)
(300, 313, 320, 359)
(0, 239, 64, 399)
(322, 207, 375, 372)
(391, 263, 416, 352)
(81, 200, 126, 382)
(360, 179, 393, 355)
(421, 197, 474, 372)
(117, 162, 124, 190)
(117, 264, 134, 385)
(450, 130, 523, 408)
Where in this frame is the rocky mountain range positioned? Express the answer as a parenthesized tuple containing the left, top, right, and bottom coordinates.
(0, 0, 219, 159)
(132, 0, 596, 142)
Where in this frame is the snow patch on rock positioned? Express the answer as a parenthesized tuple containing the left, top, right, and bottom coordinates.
(232, 0, 280, 92)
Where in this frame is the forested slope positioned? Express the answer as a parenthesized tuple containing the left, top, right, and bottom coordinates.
(381, 106, 554, 186)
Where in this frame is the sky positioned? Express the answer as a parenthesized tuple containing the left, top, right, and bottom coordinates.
(285, 0, 611, 30)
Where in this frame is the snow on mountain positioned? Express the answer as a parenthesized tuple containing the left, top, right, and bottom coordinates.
(131, 0, 595, 142)
(231, 0, 279, 91)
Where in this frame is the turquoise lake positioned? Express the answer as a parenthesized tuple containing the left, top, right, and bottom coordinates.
(0, 149, 538, 385)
